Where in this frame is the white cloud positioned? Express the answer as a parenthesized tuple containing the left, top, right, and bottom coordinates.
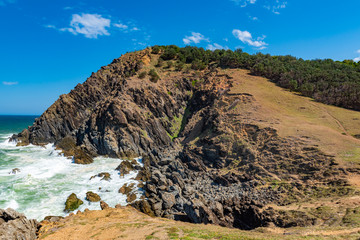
(232, 29, 267, 48)
(183, 32, 208, 45)
(231, 0, 256, 7)
(249, 16, 258, 21)
(44, 24, 56, 29)
(131, 27, 139, 31)
(265, 0, 287, 14)
(207, 43, 228, 51)
(2, 81, 18, 85)
(60, 13, 111, 39)
(353, 49, 360, 62)
(114, 23, 128, 30)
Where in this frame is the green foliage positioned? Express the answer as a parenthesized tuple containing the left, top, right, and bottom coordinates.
(151, 45, 161, 54)
(148, 69, 160, 83)
(191, 59, 207, 70)
(156, 58, 164, 67)
(154, 45, 360, 111)
(175, 61, 185, 71)
(165, 61, 174, 69)
(138, 71, 147, 79)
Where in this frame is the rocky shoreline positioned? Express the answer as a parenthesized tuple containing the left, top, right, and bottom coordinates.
(8, 47, 360, 235)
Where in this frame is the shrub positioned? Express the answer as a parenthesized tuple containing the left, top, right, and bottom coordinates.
(151, 45, 161, 54)
(138, 71, 147, 79)
(148, 69, 160, 83)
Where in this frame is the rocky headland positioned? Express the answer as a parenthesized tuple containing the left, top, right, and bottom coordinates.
(9, 46, 360, 236)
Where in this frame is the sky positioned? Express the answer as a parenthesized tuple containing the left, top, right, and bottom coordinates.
(0, 0, 360, 115)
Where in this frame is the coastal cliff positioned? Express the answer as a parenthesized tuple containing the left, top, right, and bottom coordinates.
(12, 46, 360, 230)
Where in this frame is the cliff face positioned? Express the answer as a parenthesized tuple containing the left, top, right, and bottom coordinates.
(12, 48, 360, 230)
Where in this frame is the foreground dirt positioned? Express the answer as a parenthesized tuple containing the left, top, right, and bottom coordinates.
(38, 206, 360, 240)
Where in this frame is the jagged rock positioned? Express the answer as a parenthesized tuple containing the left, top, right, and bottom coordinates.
(131, 200, 155, 217)
(0, 208, 39, 240)
(115, 160, 141, 177)
(100, 201, 110, 210)
(64, 193, 83, 212)
(86, 191, 101, 202)
(161, 192, 176, 209)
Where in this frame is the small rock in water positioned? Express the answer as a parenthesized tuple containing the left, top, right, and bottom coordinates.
(118, 183, 135, 195)
(89, 172, 111, 181)
(64, 193, 84, 212)
(9, 168, 20, 174)
(115, 160, 141, 177)
(86, 191, 101, 202)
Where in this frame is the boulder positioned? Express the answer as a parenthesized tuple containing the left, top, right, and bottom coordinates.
(100, 201, 110, 210)
(118, 183, 135, 195)
(126, 193, 137, 203)
(0, 208, 39, 240)
(86, 191, 101, 202)
(64, 193, 83, 212)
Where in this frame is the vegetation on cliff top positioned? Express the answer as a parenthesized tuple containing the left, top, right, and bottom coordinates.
(152, 45, 360, 111)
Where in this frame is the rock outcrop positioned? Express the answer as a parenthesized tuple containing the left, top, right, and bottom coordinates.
(86, 192, 101, 202)
(12, 47, 356, 230)
(64, 193, 83, 212)
(0, 208, 39, 240)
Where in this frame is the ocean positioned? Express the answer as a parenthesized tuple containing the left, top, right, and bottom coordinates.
(0, 115, 142, 220)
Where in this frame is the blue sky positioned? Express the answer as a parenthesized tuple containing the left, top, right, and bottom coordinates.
(1, 0, 360, 115)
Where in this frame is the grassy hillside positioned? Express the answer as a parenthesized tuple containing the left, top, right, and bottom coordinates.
(153, 45, 360, 111)
(38, 206, 360, 240)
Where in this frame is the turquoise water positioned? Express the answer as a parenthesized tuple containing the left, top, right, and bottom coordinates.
(0, 116, 142, 220)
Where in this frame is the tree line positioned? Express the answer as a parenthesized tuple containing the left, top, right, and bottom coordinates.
(151, 45, 360, 111)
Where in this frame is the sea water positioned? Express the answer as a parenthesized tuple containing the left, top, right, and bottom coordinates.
(0, 115, 142, 221)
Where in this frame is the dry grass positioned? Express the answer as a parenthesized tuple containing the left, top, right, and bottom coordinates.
(227, 69, 360, 167)
(39, 206, 360, 240)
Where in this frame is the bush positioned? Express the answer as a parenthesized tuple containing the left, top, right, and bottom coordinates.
(152, 45, 161, 54)
(165, 61, 174, 69)
(138, 71, 147, 79)
(148, 69, 160, 83)
(191, 59, 207, 70)
(156, 58, 164, 68)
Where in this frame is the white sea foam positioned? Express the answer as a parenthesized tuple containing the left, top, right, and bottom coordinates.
(0, 133, 143, 220)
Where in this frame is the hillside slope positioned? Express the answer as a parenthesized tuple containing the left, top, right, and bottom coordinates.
(12, 47, 360, 231)
(38, 206, 360, 240)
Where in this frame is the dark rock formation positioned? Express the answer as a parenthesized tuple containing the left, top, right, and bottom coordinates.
(12, 48, 353, 230)
(0, 208, 39, 240)
(64, 193, 83, 212)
